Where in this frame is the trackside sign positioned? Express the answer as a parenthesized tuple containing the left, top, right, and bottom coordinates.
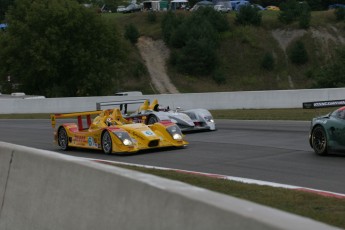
(303, 99, 345, 109)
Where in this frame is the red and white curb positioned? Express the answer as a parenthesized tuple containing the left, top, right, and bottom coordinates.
(86, 158, 345, 199)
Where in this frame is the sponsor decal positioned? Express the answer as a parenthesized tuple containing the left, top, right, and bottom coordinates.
(303, 100, 345, 109)
(88, 137, 95, 147)
(75, 135, 86, 142)
(142, 130, 154, 136)
(313, 101, 345, 108)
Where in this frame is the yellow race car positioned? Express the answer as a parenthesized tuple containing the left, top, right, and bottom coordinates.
(51, 108, 188, 154)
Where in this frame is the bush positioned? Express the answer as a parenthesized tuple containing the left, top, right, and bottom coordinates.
(192, 7, 230, 32)
(235, 5, 262, 26)
(176, 38, 218, 75)
(212, 68, 226, 84)
(124, 23, 140, 44)
(147, 11, 157, 23)
(162, 7, 227, 76)
(312, 47, 345, 88)
(161, 11, 183, 45)
(289, 40, 308, 65)
(261, 52, 275, 70)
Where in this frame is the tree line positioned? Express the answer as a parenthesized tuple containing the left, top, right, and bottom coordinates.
(0, 0, 344, 96)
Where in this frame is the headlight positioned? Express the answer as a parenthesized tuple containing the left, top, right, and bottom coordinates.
(123, 138, 133, 146)
(205, 116, 214, 123)
(173, 133, 182, 140)
(167, 125, 183, 140)
(113, 131, 133, 146)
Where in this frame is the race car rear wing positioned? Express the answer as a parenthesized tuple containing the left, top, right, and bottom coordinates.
(51, 111, 102, 130)
(96, 99, 149, 114)
(302, 99, 345, 109)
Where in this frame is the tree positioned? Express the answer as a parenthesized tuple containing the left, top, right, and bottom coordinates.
(0, 0, 14, 21)
(289, 40, 308, 65)
(161, 11, 183, 45)
(298, 2, 311, 29)
(124, 23, 140, 44)
(261, 52, 275, 70)
(312, 47, 345, 88)
(192, 7, 229, 33)
(0, 0, 123, 97)
(175, 37, 218, 75)
(279, 0, 300, 24)
(279, 0, 311, 28)
(162, 7, 229, 76)
(236, 5, 262, 26)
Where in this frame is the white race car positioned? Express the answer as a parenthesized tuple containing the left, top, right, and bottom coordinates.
(96, 99, 216, 132)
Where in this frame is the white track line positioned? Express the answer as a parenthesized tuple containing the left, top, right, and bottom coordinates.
(84, 158, 345, 199)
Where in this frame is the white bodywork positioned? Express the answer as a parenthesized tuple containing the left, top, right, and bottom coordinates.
(135, 108, 216, 132)
(182, 108, 216, 131)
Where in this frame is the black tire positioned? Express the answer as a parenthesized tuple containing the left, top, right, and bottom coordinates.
(147, 115, 158, 125)
(58, 127, 69, 150)
(102, 131, 113, 154)
(311, 126, 328, 155)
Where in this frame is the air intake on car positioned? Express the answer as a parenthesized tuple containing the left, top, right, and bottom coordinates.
(148, 140, 159, 147)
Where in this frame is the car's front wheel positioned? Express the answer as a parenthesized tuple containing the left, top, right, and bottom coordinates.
(102, 131, 113, 154)
(58, 127, 69, 150)
(311, 126, 328, 155)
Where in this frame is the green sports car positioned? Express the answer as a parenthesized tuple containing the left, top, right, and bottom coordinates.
(305, 100, 345, 155)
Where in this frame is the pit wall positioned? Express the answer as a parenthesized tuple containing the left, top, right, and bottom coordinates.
(1, 87, 344, 114)
(0, 142, 340, 230)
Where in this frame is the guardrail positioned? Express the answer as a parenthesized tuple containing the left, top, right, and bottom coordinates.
(0, 142, 338, 230)
(0, 88, 345, 114)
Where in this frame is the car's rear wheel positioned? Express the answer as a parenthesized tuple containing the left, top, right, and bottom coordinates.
(58, 127, 69, 150)
(311, 126, 328, 155)
(147, 115, 158, 125)
(102, 131, 112, 154)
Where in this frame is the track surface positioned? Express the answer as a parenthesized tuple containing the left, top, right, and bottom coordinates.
(1, 119, 345, 194)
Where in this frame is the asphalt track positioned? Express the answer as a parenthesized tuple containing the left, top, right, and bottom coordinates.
(1, 119, 345, 194)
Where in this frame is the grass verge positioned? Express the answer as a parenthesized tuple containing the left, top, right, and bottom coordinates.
(210, 108, 333, 121)
(113, 164, 345, 229)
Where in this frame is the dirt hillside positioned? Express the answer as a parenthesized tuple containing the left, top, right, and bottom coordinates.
(137, 36, 179, 94)
(137, 27, 345, 93)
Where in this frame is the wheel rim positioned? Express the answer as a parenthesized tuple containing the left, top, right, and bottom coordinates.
(58, 128, 68, 150)
(102, 132, 112, 154)
(312, 127, 327, 154)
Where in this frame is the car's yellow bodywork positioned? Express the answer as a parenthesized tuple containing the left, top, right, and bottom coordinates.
(51, 108, 188, 154)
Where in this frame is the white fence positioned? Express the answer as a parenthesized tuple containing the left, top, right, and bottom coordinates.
(0, 88, 344, 114)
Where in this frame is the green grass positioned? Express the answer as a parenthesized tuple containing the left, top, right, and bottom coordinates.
(108, 164, 345, 229)
(210, 107, 333, 121)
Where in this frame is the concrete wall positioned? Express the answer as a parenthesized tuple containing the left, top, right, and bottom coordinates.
(0, 142, 339, 230)
(1, 88, 345, 114)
